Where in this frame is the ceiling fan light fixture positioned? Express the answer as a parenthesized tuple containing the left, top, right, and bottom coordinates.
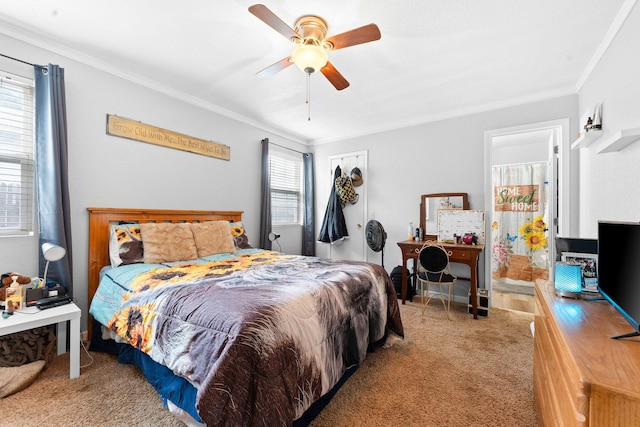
(291, 44, 328, 74)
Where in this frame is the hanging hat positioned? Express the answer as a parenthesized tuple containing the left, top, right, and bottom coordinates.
(350, 167, 363, 187)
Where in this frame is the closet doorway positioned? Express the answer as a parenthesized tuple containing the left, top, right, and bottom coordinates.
(484, 119, 570, 313)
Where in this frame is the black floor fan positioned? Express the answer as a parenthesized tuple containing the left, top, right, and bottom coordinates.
(365, 220, 387, 267)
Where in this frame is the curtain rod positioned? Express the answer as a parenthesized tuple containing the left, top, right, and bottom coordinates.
(0, 53, 47, 70)
(268, 140, 310, 156)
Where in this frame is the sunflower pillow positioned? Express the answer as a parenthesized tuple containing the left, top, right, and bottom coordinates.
(109, 223, 144, 267)
(230, 221, 252, 249)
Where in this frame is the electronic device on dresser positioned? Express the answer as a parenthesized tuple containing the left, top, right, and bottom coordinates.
(598, 220, 640, 339)
(554, 236, 598, 261)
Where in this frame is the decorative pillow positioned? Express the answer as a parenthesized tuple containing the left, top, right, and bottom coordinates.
(109, 223, 144, 267)
(139, 223, 198, 263)
(230, 221, 252, 249)
(191, 221, 236, 257)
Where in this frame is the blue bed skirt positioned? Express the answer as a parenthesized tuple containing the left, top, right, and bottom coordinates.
(90, 320, 382, 426)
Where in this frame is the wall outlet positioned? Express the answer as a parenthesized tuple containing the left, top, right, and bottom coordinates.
(81, 330, 88, 343)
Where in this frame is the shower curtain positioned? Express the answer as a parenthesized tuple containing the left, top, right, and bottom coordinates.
(491, 162, 549, 282)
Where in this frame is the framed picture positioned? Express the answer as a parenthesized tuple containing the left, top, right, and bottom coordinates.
(561, 252, 598, 292)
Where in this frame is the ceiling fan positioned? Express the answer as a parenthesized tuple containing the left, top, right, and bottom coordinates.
(248, 4, 381, 90)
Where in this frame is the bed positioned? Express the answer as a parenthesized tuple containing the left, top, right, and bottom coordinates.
(86, 207, 404, 426)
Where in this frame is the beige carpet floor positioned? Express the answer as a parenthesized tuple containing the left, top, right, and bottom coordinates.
(0, 301, 536, 427)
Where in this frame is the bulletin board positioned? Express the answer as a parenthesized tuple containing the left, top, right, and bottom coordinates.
(437, 210, 485, 243)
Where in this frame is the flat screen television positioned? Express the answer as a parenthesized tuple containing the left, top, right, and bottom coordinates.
(598, 221, 640, 339)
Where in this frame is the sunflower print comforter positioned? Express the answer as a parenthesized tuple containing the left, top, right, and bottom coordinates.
(90, 248, 404, 427)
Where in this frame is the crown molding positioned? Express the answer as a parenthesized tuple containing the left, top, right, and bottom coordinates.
(311, 85, 577, 145)
(575, 0, 637, 91)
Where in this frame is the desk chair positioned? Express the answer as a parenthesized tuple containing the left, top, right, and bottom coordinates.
(417, 241, 457, 319)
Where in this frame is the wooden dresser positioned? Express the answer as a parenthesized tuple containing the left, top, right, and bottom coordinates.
(534, 279, 640, 426)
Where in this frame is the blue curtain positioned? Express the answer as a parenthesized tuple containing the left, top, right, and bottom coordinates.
(302, 153, 315, 256)
(35, 64, 73, 295)
(259, 138, 271, 250)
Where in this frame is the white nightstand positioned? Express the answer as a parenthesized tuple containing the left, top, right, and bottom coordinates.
(0, 302, 81, 378)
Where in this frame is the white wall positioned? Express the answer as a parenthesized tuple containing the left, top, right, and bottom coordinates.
(0, 33, 306, 330)
(577, 3, 640, 237)
(314, 95, 579, 300)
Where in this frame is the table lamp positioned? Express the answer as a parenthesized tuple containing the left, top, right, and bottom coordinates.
(554, 262, 582, 298)
(42, 242, 66, 286)
(268, 232, 281, 251)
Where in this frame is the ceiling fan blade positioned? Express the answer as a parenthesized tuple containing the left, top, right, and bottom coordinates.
(256, 57, 293, 78)
(248, 4, 299, 41)
(320, 61, 350, 90)
(324, 23, 381, 50)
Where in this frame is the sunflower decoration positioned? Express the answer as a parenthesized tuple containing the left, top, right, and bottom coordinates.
(231, 224, 244, 237)
(108, 303, 156, 353)
(525, 230, 547, 250)
(520, 215, 548, 251)
(519, 221, 533, 237)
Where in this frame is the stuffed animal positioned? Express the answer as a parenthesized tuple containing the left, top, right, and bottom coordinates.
(0, 273, 32, 301)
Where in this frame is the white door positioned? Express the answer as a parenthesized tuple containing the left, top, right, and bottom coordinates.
(328, 151, 367, 261)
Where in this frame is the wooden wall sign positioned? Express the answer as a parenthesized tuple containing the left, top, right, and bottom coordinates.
(106, 115, 230, 160)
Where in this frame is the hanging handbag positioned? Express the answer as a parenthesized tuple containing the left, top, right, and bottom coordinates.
(335, 173, 358, 207)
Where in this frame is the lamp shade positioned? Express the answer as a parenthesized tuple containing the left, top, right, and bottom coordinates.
(42, 242, 66, 287)
(554, 262, 582, 297)
(42, 242, 66, 262)
(291, 44, 328, 74)
(268, 232, 281, 242)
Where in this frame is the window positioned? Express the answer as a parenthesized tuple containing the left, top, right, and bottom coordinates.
(0, 71, 35, 236)
(270, 149, 303, 225)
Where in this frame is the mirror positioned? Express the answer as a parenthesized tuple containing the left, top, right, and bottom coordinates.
(420, 193, 469, 238)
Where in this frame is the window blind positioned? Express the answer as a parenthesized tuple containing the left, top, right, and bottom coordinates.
(0, 71, 35, 236)
(270, 150, 302, 224)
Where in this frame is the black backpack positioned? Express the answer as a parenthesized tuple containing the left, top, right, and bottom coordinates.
(390, 266, 415, 301)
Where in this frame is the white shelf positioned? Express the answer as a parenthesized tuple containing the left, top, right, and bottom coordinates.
(571, 130, 602, 150)
(596, 127, 640, 154)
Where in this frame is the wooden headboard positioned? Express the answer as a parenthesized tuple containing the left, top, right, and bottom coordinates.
(86, 207, 243, 338)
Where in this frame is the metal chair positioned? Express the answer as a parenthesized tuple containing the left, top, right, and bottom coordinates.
(417, 241, 457, 319)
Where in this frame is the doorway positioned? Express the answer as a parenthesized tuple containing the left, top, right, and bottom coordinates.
(484, 119, 570, 313)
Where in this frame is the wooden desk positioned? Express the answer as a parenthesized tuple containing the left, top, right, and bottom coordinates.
(397, 240, 485, 319)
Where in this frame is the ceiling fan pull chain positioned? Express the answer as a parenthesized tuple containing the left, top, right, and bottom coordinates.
(307, 72, 311, 121)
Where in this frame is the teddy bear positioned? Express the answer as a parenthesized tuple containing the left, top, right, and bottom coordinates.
(0, 272, 32, 302)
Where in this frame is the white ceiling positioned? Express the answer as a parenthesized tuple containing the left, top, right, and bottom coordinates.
(0, 0, 631, 144)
